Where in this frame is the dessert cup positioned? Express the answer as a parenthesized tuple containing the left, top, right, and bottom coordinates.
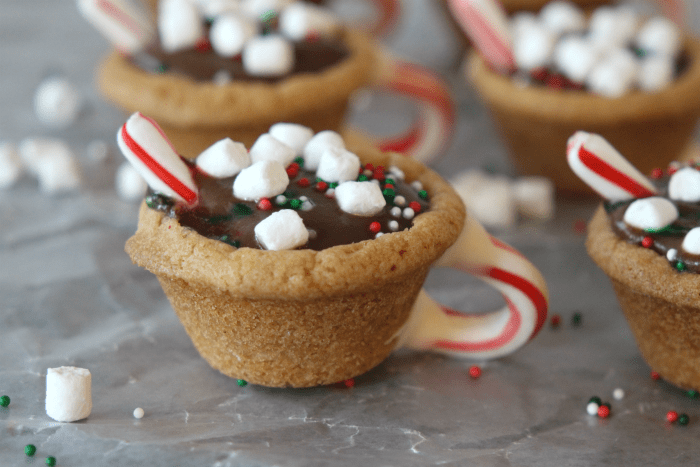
(587, 206, 700, 391)
(499, 0, 610, 14)
(467, 35, 700, 195)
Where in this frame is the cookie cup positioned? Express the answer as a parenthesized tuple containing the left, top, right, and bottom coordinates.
(98, 29, 378, 159)
(587, 206, 700, 391)
(125, 148, 465, 387)
(467, 35, 700, 195)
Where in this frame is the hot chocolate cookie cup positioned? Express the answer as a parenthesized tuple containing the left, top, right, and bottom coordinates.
(125, 148, 465, 388)
(97, 29, 378, 159)
(467, 35, 700, 195)
(587, 206, 700, 391)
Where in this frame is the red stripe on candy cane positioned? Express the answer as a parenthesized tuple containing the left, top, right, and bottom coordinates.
(369, 0, 401, 36)
(490, 237, 525, 259)
(578, 146, 656, 199)
(96, 0, 144, 39)
(120, 124, 198, 205)
(380, 122, 423, 153)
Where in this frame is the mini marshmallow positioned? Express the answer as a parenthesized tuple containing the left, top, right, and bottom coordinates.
(637, 17, 681, 58)
(510, 11, 538, 40)
(249, 133, 296, 167)
(279, 1, 340, 41)
(303, 130, 344, 171)
(316, 147, 361, 183)
(86, 140, 110, 164)
(116, 162, 148, 201)
(0, 143, 22, 189)
(669, 167, 700, 202)
(638, 55, 674, 93)
(682, 227, 700, 255)
(512, 176, 555, 220)
(196, 138, 251, 177)
(45, 366, 92, 422)
(554, 36, 599, 84)
(388, 165, 405, 181)
(35, 149, 82, 194)
(334, 181, 386, 216)
(241, 0, 293, 18)
(539, 1, 586, 36)
(589, 6, 639, 50)
(158, 0, 205, 53)
(513, 22, 556, 72)
(34, 76, 81, 129)
(210, 14, 258, 57)
(623, 197, 678, 231)
(18, 138, 69, 176)
(242, 34, 294, 77)
(466, 176, 516, 229)
(233, 160, 289, 200)
(254, 209, 308, 250)
(587, 49, 638, 99)
(269, 123, 314, 156)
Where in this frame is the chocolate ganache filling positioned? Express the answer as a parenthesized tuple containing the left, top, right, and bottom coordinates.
(147, 159, 430, 251)
(605, 172, 700, 273)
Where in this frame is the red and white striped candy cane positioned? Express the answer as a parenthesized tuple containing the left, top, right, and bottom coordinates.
(447, 0, 515, 73)
(398, 213, 549, 360)
(77, 0, 154, 54)
(567, 131, 657, 202)
(117, 112, 199, 206)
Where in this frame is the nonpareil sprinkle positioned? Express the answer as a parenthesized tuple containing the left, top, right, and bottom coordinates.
(0, 395, 9, 407)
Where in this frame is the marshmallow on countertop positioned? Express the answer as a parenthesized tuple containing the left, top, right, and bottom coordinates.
(623, 197, 679, 231)
(233, 160, 289, 200)
(589, 5, 640, 50)
(637, 17, 682, 58)
(115, 161, 148, 202)
(303, 130, 345, 171)
(316, 147, 361, 183)
(158, 0, 205, 53)
(254, 209, 308, 250)
(682, 227, 700, 255)
(197, 138, 251, 177)
(587, 48, 639, 99)
(242, 35, 294, 77)
(0, 143, 22, 189)
(513, 22, 557, 73)
(669, 167, 700, 202)
(512, 176, 555, 221)
(34, 76, 82, 129)
(210, 14, 258, 57)
(638, 55, 675, 93)
(335, 181, 386, 216)
(554, 36, 600, 84)
(451, 170, 517, 229)
(249, 134, 296, 167)
(45, 366, 92, 422)
(279, 1, 340, 41)
(539, 1, 586, 36)
(269, 123, 314, 156)
(18, 138, 82, 194)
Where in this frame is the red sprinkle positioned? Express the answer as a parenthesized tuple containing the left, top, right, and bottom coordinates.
(650, 168, 664, 179)
(545, 73, 566, 90)
(384, 183, 395, 190)
(315, 181, 328, 192)
(531, 67, 548, 82)
(373, 168, 385, 181)
(667, 165, 679, 176)
(343, 378, 355, 388)
(297, 177, 311, 188)
(257, 198, 272, 211)
(469, 365, 481, 379)
(286, 163, 299, 178)
(550, 314, 561, 327)
(305, 31, 320, 42)
(369, 222, 381, 234)
(409, 201, 421, 213)
(641, 236, 653, 248)
(194, 38, 212, 52)
(364, 163, 374, 171)
(573, 220, 587, 234)
(598, 405, 610, 418)
(651, 371, 661, 380)
(667, 410, 679, 423)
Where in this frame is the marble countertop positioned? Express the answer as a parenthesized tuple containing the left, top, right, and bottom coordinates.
(1, 1, 699, 466)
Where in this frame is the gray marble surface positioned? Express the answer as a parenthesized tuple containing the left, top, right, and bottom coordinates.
(2, 1, 700, 466)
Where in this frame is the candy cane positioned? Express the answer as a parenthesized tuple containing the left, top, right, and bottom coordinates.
(447, 0, 515, 72)
(656, 0, 686, 26)
(77, 0, 154, 54)
(116, 112, 199, 206)
(368, 0, 401, 36)
(567, 131, 657, 201)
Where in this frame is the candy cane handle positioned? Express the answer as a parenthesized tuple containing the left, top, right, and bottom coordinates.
(367, 0, 401, 36)
(398, 214, 549, 359)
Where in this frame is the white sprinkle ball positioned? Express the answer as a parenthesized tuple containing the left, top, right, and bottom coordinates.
(307, 229, 317, 239)
(133, 407, 145, 419)
(394, 195, 406, 206)
(34, 76, 82, 128)
(388, 220, 399, 231)
(276, 195, 287, 205)
(325, 188, 335, 198)
(375, 232, 384, 239)
(390, 206, 401, 217)
(363, 169, 373, 177)
(301, 200, 313, 211)
(667, 248, 678, 262)
(403, 207, 415, 220)
(299, 195, 308, 201)
(213, 70, 232, 86)
(587, 402, 600, 416)
(389, 165, 405, 180)
(411, 181, 423, 191)
(613, 388, 625, 400)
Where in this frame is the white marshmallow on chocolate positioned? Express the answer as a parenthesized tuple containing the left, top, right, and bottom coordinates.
(637, 17, 681, 58)
(254, 209, 308, 250)
(335, 181, 386, 216)
(510, 11, 538, 40)
(539, 1, 585, 36)
(669, 167, 700, 202)
(158, 0, 205, 53)
(241, 0, 293, 18)
(242, 34, 294, 77)
(587, 49, 639, 99)
(197, 138, 251, 177)
(303, 130, 344, 171)
(638, 55, 674, 93)
(233, 160, 289, 200)
(34, 76, 82, 129)
(623, 197, 678, 231)
(316, 147, 361, 183)
(115, 161, 148, 201)
(682, 227, 700, 255)
(279, 2, 339, 41)
(269, 123, 314, 156)
(513, 176, 555, 220)
(0, 142, 22, 189)
(210, 14, 258, 57)
(513, 22, 556, 72)
(45, 366, 92, 422)
(589, 6, 639, 50)
(249, 133, 296, 167)
(554, 36, 599, 84)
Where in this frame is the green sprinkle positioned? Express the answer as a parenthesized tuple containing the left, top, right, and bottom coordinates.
(25, 445, 36, 457)
(233, 203, 253, 216)
(0, 395, 9, 407)
(635, 48, 648, 58)
(418, 190, 428, 200)
(687, 390, 699, 399)
(45, 457, 56, 467)
(219, 235, 240, 248)
(676, 261, 687, 272)
(588, 396, 602, 406)
(283, 190, 296, 198)
(206, 214, 232, 225)
(156, 64, 168, 74)
(678, 413, 690, 426)
(572, 312, 582, 327)
(357, 174, 368, 182)
(329, 182, 338, 189)
(290, 199, 302, 210)
(384, 178, 395, 186)
(383, 188, 396, 204)
(237, 379, 248, 387)
(294, 157, 304, 167)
